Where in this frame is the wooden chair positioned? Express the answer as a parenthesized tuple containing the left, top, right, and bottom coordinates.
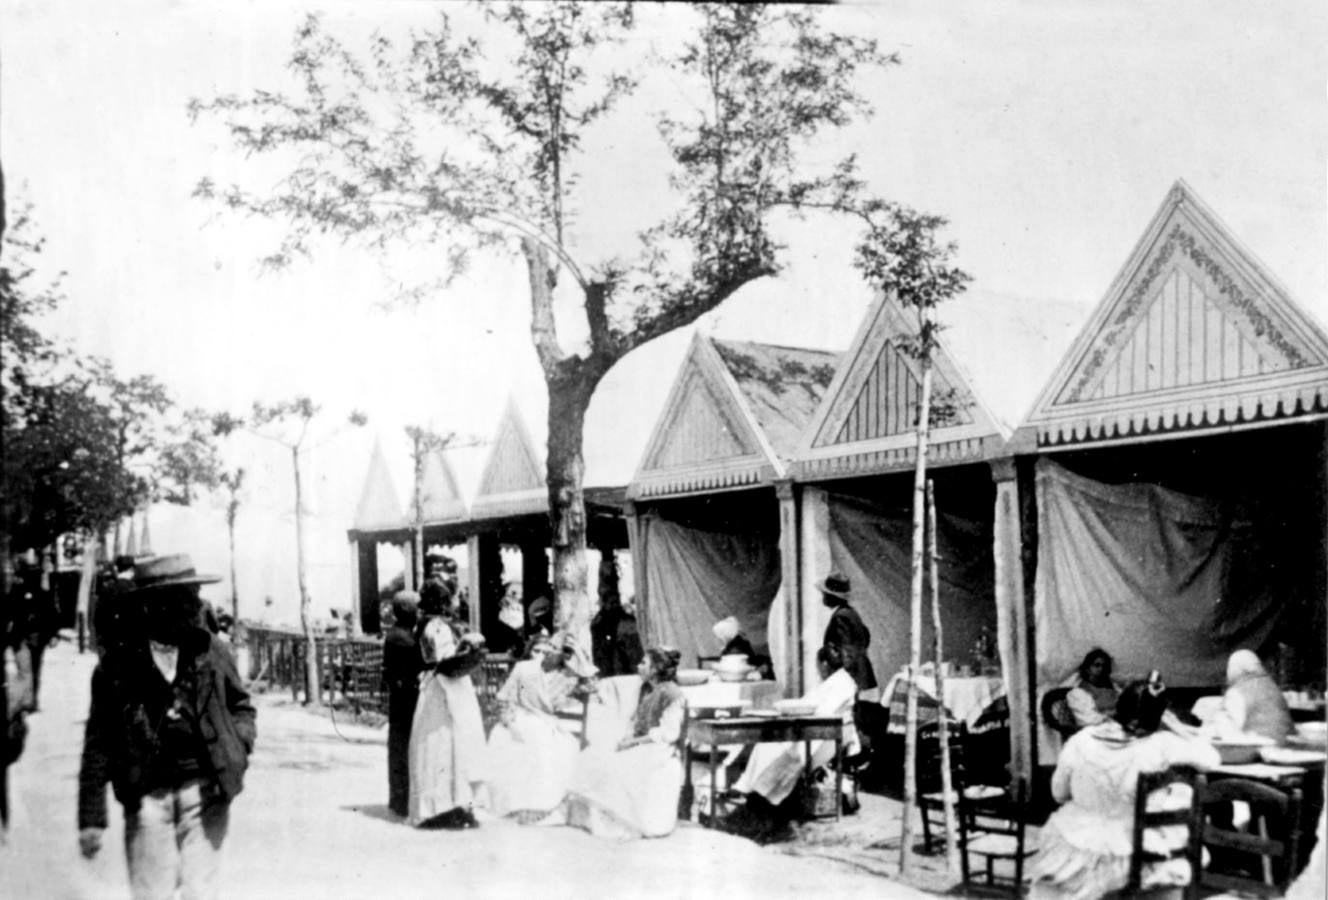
(1125, 766, 1206, 900)
(917, 720, 1006, 854)
(1198, 777, 1303, 898)
(959, 775, 1034, 896)
(553, 691, 592, 750)
(1041, 687, 1079, 739)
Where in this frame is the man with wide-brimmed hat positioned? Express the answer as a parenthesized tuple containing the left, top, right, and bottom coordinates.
(819, 573, 876, 693)
(77, 554, 255, 899)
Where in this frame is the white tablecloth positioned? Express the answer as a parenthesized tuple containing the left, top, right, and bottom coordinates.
(682, 679, 781, 711)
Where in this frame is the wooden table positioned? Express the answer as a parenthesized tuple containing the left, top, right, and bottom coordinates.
(685, 714, 844, 826)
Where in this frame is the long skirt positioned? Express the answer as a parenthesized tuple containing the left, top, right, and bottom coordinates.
(408, 674, 487, 826)
(485, 710, 580, 818)
(733, 738, 838, 806)
(563, 741, 682, 840)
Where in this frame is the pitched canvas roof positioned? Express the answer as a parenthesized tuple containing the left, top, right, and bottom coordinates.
(628, 334, 839, 500)
(352, 437, 406, 531)
(1014, 180, 1328, 450)
(470, 397, 548, 521)
(794, 292, 1012, 479)
(416, 444, 467, 524)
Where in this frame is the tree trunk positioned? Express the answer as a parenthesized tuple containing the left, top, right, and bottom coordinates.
(545, 378, 594, 648)
(900, 310, 935, 875)
(412, 437, 425, 589)
(293, 446, 319, 707)
(227, 509, 239, 622)
(928, 478, 960, 874)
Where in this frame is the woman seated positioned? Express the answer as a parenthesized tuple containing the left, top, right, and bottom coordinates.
(1029, 673, 1221, 900)
(485, 633, 596, 823)
(1210, 648, 1293, 745)
(409, 616, 488, 829)
(731, 645, 860, 810)
(560, 646, 685, 840)
(1066, 647, 1122, 729)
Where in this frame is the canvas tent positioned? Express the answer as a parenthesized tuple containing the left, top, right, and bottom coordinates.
(626, 334, 840, 691)
(1002, 180, 1328, 779)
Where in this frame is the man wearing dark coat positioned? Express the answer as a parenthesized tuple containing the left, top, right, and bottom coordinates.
(77, 554, 255, 899)
(382, 590, 423, 818)
(819, 573, 876, 692)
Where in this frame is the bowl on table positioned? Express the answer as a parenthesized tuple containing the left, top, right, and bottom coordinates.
(772, 699, 817, 717)
(676, 668, 712, 687)
(1210, 737, 1273, 765)
(716, 665, 754, 683)
(1293, 721, 1328, 749)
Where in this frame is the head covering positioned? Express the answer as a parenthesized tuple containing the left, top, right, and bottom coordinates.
(556, 632, 598, 679)
(712, 616, 740, 644)
(391, 590, 420, 629)
(124, 554, 221, 593)
(818, 573, 851, 602)
(1227, 649, 1265, 684)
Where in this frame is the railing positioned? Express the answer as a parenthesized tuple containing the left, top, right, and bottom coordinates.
(241, 625, 385, 713)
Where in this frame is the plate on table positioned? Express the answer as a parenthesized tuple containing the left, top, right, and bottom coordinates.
(773, 699, 817, 717)
(1260, 746, 1327, 767)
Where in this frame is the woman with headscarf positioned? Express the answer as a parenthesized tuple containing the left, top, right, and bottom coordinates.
(382, 590, 423, 818)
(485, 632, 596, 823)
(1216, 649, 1293, 745)
(1028, 674, 1221, 900)
(1066, 648, 1122, 729)
(408, 614, 488, 829)
(562, 646, 686, 839)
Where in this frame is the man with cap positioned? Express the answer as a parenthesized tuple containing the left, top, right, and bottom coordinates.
(819, 573, 876, 693)
(77, 554, 255, 899)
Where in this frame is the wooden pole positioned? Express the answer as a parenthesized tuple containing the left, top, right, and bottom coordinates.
(293, 445, 319, 707)
(929, 478, 960, 873)
(900, 306, 935, 874)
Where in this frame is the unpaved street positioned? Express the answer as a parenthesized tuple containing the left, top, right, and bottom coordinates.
(2, 644, 932, 899)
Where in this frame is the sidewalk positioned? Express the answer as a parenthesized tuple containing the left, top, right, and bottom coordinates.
(2, 642, 952, 900)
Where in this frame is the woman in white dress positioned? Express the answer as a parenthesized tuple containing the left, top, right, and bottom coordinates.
(732, 645, 859, 807)
(562, 646, 686, 840)
(408, 616, 488, 829)
(1029, 674, 1221, 900)
(485, 633, 596, 823)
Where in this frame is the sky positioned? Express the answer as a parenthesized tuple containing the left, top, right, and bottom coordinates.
(3, 0, 1325, 625)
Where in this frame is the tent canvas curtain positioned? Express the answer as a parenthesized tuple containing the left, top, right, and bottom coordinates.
(1034, 457, 1284, 689)
(637, 509, 781, 669)
(827, 492, 995, 690)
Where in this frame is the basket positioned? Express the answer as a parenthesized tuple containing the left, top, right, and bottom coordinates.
(798, 767, 839, 819)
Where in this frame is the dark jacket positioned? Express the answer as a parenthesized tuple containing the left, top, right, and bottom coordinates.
(383, 623, 423, 723)
(78, 629, 256, 830)
(824, 604, 876, 691)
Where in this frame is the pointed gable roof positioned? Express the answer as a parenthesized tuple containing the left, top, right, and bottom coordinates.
(628, 334, 838, 500)
(416, 445, 467, 524)
(795, 292, 1008, 479)
(353, 437, 406, 531)
(470, 396, 548, 520)
(1015, 181, 1328, 449)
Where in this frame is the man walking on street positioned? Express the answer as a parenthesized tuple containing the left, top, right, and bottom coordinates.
(78, 554, 255, 899)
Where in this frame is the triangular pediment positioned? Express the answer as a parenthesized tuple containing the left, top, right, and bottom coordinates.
(417, 447, 466, 523)
(476, 401, 544, 498)
(353, 438, 406, 531)
(628, 335, 781, 499)
(1018, 181, 1328, 448)
(796, 294, 1004, 477)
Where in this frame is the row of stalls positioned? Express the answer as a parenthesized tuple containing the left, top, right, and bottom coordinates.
(622, 180, 1328, 787)
(346, 180, 1328, 790)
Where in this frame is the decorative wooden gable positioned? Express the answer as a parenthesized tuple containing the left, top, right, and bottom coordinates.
(1017, 181, 1328, 449)
(628, 334, 781, 500)
(796, 293, 1004, 478)
(353, 438, 406, 532)
(417, 447, 467, 524)
(470, 398, 548, 520)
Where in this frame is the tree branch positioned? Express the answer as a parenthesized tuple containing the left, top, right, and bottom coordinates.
(522, 237, 564, 373)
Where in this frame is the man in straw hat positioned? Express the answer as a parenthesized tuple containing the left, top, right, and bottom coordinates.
(78, 554, 255, 899)
(819, 573, 876, 693)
